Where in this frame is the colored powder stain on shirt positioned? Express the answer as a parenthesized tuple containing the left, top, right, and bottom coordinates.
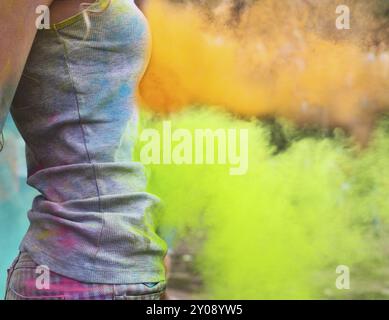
(57, 226, 78, 249)
(119, 83, 131, 99)
(36, 229, 57, 241)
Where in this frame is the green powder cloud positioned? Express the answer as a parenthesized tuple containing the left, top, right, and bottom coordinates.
(135, 107, 389, 299)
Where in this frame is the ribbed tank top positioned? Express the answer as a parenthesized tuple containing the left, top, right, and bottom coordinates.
(11, 0, 167, 284)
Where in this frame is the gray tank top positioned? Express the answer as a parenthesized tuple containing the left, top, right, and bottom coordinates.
(11, 0, 167, 284)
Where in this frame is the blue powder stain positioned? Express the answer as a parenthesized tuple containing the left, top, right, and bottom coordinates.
(119, 83, 132, 98)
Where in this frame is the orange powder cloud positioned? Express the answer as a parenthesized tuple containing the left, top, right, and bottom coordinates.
(139, 0, 389, 141)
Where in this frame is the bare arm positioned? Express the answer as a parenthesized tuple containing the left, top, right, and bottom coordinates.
(0, 0, 53, 132)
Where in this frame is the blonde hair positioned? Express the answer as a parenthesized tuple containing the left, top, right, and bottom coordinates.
(80, 0, 112, 39)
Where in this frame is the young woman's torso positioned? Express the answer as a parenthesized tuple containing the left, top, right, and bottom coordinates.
(10, 0, 166, 285)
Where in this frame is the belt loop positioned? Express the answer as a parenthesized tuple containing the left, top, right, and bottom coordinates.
(9, 251, 22, 271)
(4, 252, 22, 299)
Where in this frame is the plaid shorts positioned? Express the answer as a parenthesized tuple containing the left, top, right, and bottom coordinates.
(5, 252, 166, 300)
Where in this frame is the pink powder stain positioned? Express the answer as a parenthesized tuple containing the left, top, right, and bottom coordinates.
(30, 162, 45, 176)
(49, 283, 106, 293)
(45, 185, 62, 202)
(56, 225, 77, 249)
(47, 113, 59, 124)
(24, 278, 104, 294)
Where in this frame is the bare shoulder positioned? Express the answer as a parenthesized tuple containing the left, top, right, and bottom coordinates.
(135, 0, 147, 12)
